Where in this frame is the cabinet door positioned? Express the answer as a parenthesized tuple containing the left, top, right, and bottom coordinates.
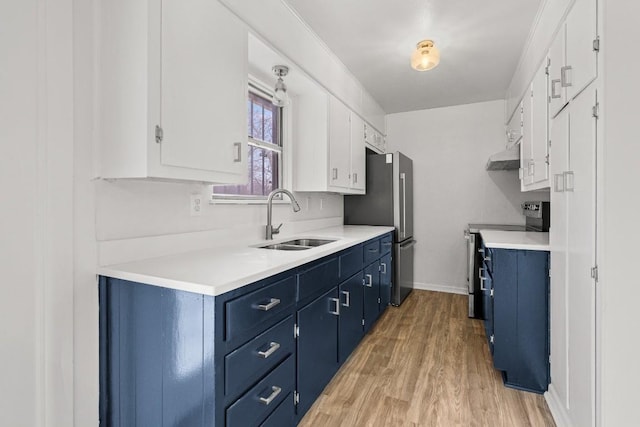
(566, 0, 598, 101)
(350, 113, 366, 191)
(531, 60, 550, 185)
(328, 96, 352, 189)
(338, 273, 364, 363)
(160, 0, 247, 180)
(363, 261, 381, 333)
(549, 25, 568, 118)
(481, 269, 494, 355)
(296, 287, 339, 417)
(506, 103, 523, 146)
(492, 250, 518, 373)
(566, 87, 597, 427)
(379, 252, 392, 311)
(521, 89, 534, 186)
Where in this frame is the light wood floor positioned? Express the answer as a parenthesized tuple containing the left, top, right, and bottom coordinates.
(299, 290, 556, 427)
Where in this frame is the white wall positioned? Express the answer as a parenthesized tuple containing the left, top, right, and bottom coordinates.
(1, 0, 75, 425)
(598, 1, 640, 425)
(386, 100, 549, 293)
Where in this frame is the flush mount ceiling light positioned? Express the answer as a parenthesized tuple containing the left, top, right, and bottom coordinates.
(272, 65, 290, 107)
(411, 39, 440, 71)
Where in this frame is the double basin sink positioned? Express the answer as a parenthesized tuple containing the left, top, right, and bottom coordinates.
(259, 238, 336, 251)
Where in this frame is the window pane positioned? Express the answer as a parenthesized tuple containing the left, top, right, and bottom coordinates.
(252, 103, 264, 141)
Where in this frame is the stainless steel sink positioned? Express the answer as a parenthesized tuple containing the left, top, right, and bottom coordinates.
(258, 238, 337, 250)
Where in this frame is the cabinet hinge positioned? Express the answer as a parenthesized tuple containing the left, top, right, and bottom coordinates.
(294, 391, 300, 406)
(591, 266, 599, 282)
(294, 324, 299, 338)
(490, 289, 494, 297)
(593, 36, 600, 52)
(378, 297, 381, 304)
(155, 125, 163, 143)
(490, 335, 495, 344)
(545, 154, 550, 165)
(592, 102, 600, 119)
(361, 318, 365, 326)
(545, 58, 550, 75)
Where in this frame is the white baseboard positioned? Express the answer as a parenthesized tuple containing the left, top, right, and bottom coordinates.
(413, 282, 467, 295)
(545, 383, 571, 427)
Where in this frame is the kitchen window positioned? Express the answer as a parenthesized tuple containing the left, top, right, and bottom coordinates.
(213, 83, 283, 200)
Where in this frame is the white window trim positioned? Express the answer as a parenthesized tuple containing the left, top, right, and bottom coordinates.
(211, 75, 293, 204)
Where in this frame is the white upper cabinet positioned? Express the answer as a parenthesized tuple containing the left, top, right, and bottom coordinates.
(549, 0, 598, 118)
(565, 0, 598, 100)
(294, 92, 366, 194)
(100, 0, 248, 183)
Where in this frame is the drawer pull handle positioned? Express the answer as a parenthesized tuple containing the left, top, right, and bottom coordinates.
(382, 242, 392, 247)
(368, 248, 378, 252)
(364, 274, 373, 287)
(342, 290, 350, 307)
(257, 342, 281, 359)
(256, 298, 281, 311)
(259, 386, 282, 405)
(484, 256, 491, 262)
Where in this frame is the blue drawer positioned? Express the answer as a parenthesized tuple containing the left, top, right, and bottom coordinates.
(363, 239, 381, 265)
(380, 233, 393, 254)
(260, 393, 294, 427)
(226, 356, 295, 427)
(225, 316, 294, 399)
(225, 276, 295, 341)
(338, 245, 363, 280)
(297, 257, 339, 302)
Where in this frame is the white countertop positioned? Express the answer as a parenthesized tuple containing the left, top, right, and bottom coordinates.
(98, 225, 394, 296)
(480, 230, 550, 251)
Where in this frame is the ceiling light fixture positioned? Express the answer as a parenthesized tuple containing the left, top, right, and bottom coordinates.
(272, 65, 290, 107)
(411, 39, 440, 71)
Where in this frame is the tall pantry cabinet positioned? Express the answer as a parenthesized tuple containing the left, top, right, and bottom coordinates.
(547, 0, 599, 425)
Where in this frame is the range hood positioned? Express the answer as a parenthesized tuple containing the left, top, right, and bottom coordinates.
(486, 145, 520, 171)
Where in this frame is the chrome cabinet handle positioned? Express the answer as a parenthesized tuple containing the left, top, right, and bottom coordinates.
(479, 268, 489, 291)
(332, 168, 338, 180)
(257, 342, 281, 359)
(483, 256, 491, 262)
(564, 171, 575, 192)
(551, 79, 562, 99)
(341, 291, 350, 307)
(364, 274, 373, 287)
(561, 65, 573, 87)
(329, 297, 340, 315)
(233, 142, 242, 162)
(256, 298, 280, 311)
(554, 174, 565, 192)
(478, 248, 485, 255)
(353, 173, 358, 184)
(259, 386, 282, 405)
(380, 263, 387, 274)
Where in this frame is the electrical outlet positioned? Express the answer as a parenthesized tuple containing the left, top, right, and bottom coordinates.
(190, 194, 203, 216)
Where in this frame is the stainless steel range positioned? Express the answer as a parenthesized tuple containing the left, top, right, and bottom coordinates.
(464, 201, 549, 318)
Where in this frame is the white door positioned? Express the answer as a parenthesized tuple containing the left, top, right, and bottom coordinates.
(549, 107, 570, 407)
(549, 25, 568, 118)
(566, 86, 597, 427)
(350, 113, 366, 191)
(328, 96, 352, 189)
(531, 59, 550, 184)
(160, 0, 247, 179)
(566, 0, 598, 101)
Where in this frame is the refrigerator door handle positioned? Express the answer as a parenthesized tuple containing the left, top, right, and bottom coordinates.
(400, 172, 406, 239)
(399, 239, 416, 249)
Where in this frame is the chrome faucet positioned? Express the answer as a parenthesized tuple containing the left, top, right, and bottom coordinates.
(266, 189, 301, 240)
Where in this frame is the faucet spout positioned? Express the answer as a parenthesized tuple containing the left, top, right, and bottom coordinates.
(266, 189, 301, 240)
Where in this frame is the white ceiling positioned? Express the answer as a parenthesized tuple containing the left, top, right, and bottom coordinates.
(283, 0, 542, 114)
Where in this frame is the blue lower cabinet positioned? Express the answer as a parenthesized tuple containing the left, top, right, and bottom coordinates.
(296, 287, 340, 419)
(379, 252, 392, 311)
(363, 261, 381, 333)
(338, 272, 365, 363)
(260, 393, 295, 427)
(490, 248, 550, 394)
(226, 356, 295, 426)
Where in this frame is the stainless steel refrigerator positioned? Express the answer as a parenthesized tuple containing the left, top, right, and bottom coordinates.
(344, 152, 415, 306)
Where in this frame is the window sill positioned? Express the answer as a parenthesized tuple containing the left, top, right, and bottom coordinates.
(210, 197, 290, 206)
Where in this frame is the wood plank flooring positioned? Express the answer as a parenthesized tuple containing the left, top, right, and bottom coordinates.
(299, 290, 555, 427)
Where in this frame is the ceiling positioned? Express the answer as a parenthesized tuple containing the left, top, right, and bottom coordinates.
(283, 0, 542, 114)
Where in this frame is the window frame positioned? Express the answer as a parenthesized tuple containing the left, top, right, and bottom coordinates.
(211, 77, 288, 203)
